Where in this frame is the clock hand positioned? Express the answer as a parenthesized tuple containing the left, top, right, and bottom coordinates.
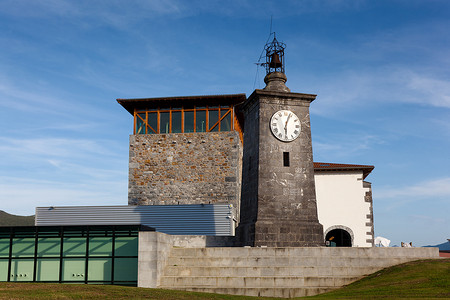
(285, 113, 292, 131)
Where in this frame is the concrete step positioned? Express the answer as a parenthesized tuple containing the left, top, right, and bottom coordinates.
(163, 265, 382, 277)
(165, 255, 409, 269)
(160, 286, 339, 298)
(169, 247, 437, 259)
(159, 275, 361, 288)
(154, 246, 439, 298)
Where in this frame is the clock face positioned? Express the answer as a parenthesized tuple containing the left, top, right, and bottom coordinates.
(270, 110, 301, 142)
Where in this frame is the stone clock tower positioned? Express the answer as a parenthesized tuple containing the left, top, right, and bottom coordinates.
(238, 35, 324, 247)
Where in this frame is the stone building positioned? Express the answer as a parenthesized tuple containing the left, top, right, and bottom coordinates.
(116, 36, 374, 247)
(117, 94, 245, 221)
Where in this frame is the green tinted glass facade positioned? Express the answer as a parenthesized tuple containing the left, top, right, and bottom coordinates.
(0, 226, 140, 286)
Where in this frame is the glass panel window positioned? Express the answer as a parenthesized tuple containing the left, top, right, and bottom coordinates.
(63, 238, 86, 257)
(36, 259, 60, 281)
(171, 111, 182, 133)
(9, 259, 34, 281)
(221, 111, 232, 131)
(114, 237, 138, 256)
(209, 109, 219, 132)
(136, 113, 146, 134)
(62, 258, 85, 281)
(184, 111, 194, 133)
(37, 238, 60, 257)
(12, 238, 35, 257)
(147, 112, 157, 134)
(88, 258, 112, 281)
(88, 237, 112, 257)
(0, 239, 9, 257)
(0, 260, 8, 281)
(114, 258, 138, 281)
(133, 105, 238, 135)
(160, 112, 170, 134)
(196, 110, 206, 132)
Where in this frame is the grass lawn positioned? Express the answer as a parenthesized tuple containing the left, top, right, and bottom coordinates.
(310, 259, 450, 299)
(0, 259, 448, 299)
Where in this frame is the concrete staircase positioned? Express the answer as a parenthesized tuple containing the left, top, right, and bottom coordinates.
(159, 247, 437, 298)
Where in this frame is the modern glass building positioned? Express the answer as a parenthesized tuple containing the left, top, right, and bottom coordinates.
(0, 225, 150, 285)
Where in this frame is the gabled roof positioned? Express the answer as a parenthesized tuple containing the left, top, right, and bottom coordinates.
(313, 162, 374, 179)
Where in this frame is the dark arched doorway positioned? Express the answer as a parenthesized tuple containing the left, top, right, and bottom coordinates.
(326, 229, 352, 247)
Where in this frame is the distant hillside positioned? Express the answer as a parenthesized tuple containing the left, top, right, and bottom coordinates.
(424, 241, 450, 251)
(0, 210, 35, 226)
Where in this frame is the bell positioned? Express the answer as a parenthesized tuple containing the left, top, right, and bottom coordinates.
(269, 52, 282, 69)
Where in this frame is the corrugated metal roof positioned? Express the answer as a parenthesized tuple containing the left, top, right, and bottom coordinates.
(35, 204, 233, 236)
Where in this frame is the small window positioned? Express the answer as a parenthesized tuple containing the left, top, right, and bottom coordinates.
(209, 110, 219, 132)
(283, 152, 290, 167)
(147, 112, 157, 134)
(171, 111, 182, 133)
(184, 111, 194, 133)
(160, 112, 170, 133)
(196, 110, 207, 132)
(220, 110, 231, 131)
(136, 114, 145, 134)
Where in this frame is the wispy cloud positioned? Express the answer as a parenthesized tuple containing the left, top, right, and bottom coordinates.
(294, 15, 450, 116)
(0, 137, 120, 159)
(0, 0, 183, 20)
(0, 137, 128, 216)
(308, 67, 450, 118)
(313, 133, 385, 161)
(377, 177, 450, 200)
(0, 0, 371, 27)
(0, 136, 127, 186)
(0, 176, 127, 216)
(408, 214, 446, 225)
(405, 72, 450, 108)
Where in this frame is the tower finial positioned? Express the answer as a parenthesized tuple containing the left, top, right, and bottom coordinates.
(264, 33, 286, 75)
(261, 33, 290, 92)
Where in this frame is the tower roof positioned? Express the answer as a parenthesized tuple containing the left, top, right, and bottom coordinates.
(313, 162, 375, 179)
(117, 93, 246, 115)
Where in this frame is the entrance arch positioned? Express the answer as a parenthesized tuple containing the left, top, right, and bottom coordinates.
(325, 226, 353, 247)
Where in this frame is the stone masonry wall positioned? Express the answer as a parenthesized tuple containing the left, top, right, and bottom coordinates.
(128, 132, 242, 217)
(364, 181, 374, 246)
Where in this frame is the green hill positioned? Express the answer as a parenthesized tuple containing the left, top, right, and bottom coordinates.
(0, 210, 35, 226)
(310, 259, 450, 299)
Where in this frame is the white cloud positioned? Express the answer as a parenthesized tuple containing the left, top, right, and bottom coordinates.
(408, 214, 446, 225)
(0, 137, 119, 159)
(0, 136, 128, 189)
(313, 133, 384, 161)
(0, 0, 183, 19)
(406, 73, 450, 108)
(0, 74, 102, 119)
(0, 0, 77, 18)
(0, 176, 127, 216)
(377, 177, 450, 199)
(307, 68, 450, 119)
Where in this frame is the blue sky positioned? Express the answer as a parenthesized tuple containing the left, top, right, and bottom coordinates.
(0, 0, 449, 246)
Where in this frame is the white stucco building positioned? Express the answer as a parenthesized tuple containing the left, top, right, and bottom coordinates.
(314, 162, 374, 247)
